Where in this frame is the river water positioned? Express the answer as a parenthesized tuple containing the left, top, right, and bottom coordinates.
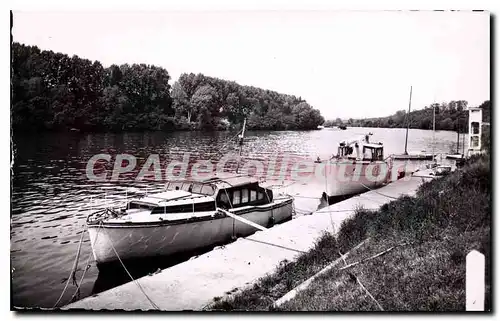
(11, 127, 462, 308)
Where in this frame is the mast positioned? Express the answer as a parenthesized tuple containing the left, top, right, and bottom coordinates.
(432, 104, 436, 162)
(404, 86, 412, 155)
(236, 118, 247, 174)
(456, 120, 460, 154)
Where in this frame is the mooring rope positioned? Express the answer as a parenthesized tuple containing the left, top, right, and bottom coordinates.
(291, 195, 322, 199)
(358, 181, 399, 200)
(243, 237, 307, 254)
(52, 228, 86, 308)
(66, 222, 103, 305)
(102, 226, 160, 310)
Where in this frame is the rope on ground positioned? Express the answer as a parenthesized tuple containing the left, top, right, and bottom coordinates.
(356, 193, 386, 205)
(102, 225, 160, 310)
(339, 248, 384, 311)
(52, 228, 86, 308)
(358, 182, 400, 200)
(338, 246, 395, 271)
(272, 238, 370, 308)
(219, 189, 305, 254)
(294, 207, 314, 213)
(329, 211, 336, 234)
(313, 208, 374, 214)
(291, 195, 322, 199)
(243, 237, 307, 254)
(353, 274, 384, 311)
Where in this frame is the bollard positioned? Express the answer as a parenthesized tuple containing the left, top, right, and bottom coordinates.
(466, 250, 485, 311)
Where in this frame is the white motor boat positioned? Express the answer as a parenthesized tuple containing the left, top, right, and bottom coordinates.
(322, 133, 393, 204)
(87, 175, 294, 265)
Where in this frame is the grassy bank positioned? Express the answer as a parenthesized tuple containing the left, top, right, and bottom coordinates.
(207, 154, 491, 311)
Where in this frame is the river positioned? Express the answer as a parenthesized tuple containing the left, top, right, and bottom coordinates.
(11, 127, 463, 308)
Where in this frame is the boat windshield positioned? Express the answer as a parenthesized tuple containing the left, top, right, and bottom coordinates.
(166, 181, 215, 196)
(127, 202, 155, 210)
(363, 146, 384, 161)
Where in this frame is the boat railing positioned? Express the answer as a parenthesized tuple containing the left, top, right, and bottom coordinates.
(86, 207, 122, 224)
(84, 187, 159, 217)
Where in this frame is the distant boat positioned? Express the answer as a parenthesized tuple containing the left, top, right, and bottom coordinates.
(445, 153, 464, 160)
(338, 125, 347, 130)
(392, 86, 438, 162)
(317, 125, 325, 129)
(445, 119, 464, 160)
(393, 151, 435, 160)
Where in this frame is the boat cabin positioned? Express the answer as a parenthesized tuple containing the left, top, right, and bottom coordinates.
(361, 143, 384, 161)
(337, 142, 384, 161)
(123, 176, 273, 216)
(206, 176, 273, 209)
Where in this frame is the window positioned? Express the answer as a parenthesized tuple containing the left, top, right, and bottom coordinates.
(472, 122, 480, 135)
(151, 202, 216, 214)
(242, 189, 249, 203)
(201, 185, 215, 195)
(218, 192, 230, 208)
(471, 136, 479, 148)
(258, 192, 264, 200)
(250, 190, 257, 201)
(363, 148, 373, 160)
(233, 190, 241, 205)
(128, 202, 154, 210)
(167, 182, 183, 191)
(191, 183, 203, 194)
(194, 201, 216, 212)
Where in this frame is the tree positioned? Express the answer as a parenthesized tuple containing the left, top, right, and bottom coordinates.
(171, 81, 192, 121)
(457, 100, 468, 112)
(11, 42, 325, 133)
(439, 118, 454, 131)
(479, 100, 490, 123)
(190, 85, 219, 130)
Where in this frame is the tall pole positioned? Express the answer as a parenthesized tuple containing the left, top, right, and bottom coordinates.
(432, 104, 436, 162)
(462, 129, 466, 156)
(462, 110, 466, 156)
(236, 118, 247, 174)
(456, 114, 460, 154)
(404, 86, 412, 155)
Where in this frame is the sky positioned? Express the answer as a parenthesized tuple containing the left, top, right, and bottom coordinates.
(12, 10, 490, 119)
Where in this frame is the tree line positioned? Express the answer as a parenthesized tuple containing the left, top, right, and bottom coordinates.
(11, 42, 324, 133)
(323, 100, 491, 132)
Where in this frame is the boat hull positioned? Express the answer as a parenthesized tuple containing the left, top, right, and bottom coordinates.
(445, 154, 464, 160)
(323, 160, 391, 203)
(392, 154, 434, 160)
(88, 199, 293, 265)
